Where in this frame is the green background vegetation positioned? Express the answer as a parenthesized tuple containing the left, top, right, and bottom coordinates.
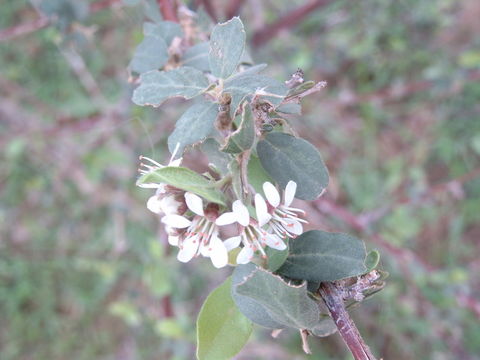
(1, 0, 479, 359)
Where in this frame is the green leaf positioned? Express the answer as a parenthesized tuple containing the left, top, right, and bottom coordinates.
(364, 250, 380, 273)
(276, 103, 302, 115)
(231, 263, 286, 329)
(266, 239, 289, 272)
(224, 74, 289, 117)
(168, 100, 219, 155)
(201, 139, 232, 176)
(129, 35, 168, 74)
(196, 278, 252, 360)
(236, 267, 320, 329)
(209, 17, 246, 79)
(143, 21, 183, 45)
(310, 317, 337, 337)
(278, 230, 367, 282)
(136, 166, 227, 205)
(132, 67, 209, 107)
(247, 155, 274, 197)
(221, 105, 255, 154)
(181, 42, 210, 71)
(257, 132, 329, 200)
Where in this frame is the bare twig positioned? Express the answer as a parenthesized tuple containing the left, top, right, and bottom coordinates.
(319, 282, 378, 360)
(252, 0, 331, 47)
(157, 0, 178, 22)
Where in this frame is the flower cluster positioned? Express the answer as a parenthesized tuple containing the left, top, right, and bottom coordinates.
(138, 157, 306, 268)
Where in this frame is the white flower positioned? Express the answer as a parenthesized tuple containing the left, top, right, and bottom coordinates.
(255, 181, 307, 239)
(216, 200, 287, 265)
(138, 143, 183, 214)
(162, 192, 228, 268)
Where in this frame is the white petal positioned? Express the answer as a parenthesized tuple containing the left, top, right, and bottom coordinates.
(263, 182, 280, 207)
(200, 243, 210, 257)
(223, 236, 242, 251)
(138, 182, 162, 189)
(185, 192, 204, 216)
(177, 235, 199, 263)
(284, 181, 297, 207)
(160, 196, 181, 215)
(233, 200, 250, 227)
(264, 234, 287, 250)
(146, 195, 162, 214)
(254, 194, 271, 226)
(208, 236, 228, 268)
(168, 236, 179, 246)
(215, 212, 237, 226)
(283, 218, 303, 235)
(169, 158, 182, 167)
(236, 246, 254, 264)
(161, 214, 192, 228)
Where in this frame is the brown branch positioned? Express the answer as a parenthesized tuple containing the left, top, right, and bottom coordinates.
(157, 0, 178, 22)
(225, 0, 247, 19)
(252, 0, 331, 48)
(319, 282, 378, 360)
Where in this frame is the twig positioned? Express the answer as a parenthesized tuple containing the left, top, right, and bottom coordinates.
(157, 0, 178, 22)
(252, 0, 331, 47)
(319, 282, 378, 360)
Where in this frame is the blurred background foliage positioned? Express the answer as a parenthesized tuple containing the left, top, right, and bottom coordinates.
(1, 0, 479, 359)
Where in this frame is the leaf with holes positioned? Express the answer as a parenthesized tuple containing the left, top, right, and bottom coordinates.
(209, 17, 246, 79)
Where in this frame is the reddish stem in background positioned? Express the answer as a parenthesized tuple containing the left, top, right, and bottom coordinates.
(226, 0, 247, 19)
(157, 0, 178, 22)
(195, 0, 218, 22)
(252, 0, 331, 47)
(319, 282, 378, 360)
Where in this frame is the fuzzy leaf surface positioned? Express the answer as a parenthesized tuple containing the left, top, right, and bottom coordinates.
(231, 263, 286, 329)
(209, 17, 245, 79)
(143, 21, 183, 45)
(129, 35, 168, 74)
(278, 230, 367, 282)
(310, 317, 337, 337)
(224, 74, 289, 117)
(235, 267, 320, 329)
(168, 100, 219, 155)
(201, 139, 232, 175)
(196, 278, 252, 360)
(132, 67, 209, 106)
(257, 132, 329, 200)
(136, 166, 226, 205)
(181, 42, 210, 71)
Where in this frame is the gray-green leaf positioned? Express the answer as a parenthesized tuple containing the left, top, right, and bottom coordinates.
(168, 100, 219, 155)
(129, 35, 168, 74)
(236, 267, 320, 329)
(143, 21, 183, 45)
(310, 317, 337, 337)
(132, 67, 209, 106)
(278, 230, 367, 282)
(136, 166, 227, 205)
(224, 74, 289, 117)
(247, 155, 274, 197)
(257, 132, 329, 200)
(197, 278, 252, 360)
(209, 17, 246, 79)
(181, 42, 210, 71)
(201, 139, 232, 176)
(231, 263, 286, 329)
(221, 105, 255, 154)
